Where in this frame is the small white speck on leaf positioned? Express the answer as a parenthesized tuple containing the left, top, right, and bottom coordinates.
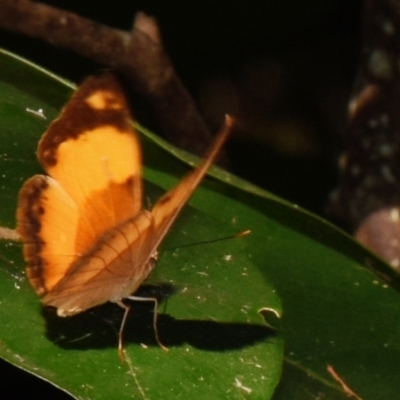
(234, 378, 252, 394)
(26, 107, 47, 119)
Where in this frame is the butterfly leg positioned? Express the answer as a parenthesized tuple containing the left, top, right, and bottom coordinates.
(117, 296, 168, 360)
(116, 300, 131, 362)
(126, 295, 168, 352)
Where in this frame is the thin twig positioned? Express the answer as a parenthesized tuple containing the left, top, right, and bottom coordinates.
(327, 365, 363, 400)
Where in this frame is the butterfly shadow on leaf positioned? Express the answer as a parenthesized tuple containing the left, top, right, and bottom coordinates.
(42, 282, 175, 351)
(42, 282, 277, 353)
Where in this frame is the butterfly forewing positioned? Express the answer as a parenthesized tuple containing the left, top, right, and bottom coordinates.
(38, 74, 143, 232)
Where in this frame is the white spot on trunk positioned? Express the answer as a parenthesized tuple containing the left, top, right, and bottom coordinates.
(369, 50, 392, 79)
(390, 208, 399, 222)
(382, 21, 395, 35)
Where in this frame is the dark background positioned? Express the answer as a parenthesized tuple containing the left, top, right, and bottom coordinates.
(0, 1, 362, 398)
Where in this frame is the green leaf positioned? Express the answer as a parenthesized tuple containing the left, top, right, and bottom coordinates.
(0, 49, 282, 399)
(2, 46, 400, 400)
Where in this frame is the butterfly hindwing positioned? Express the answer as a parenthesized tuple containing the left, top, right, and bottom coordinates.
(41, 210, 156, 315)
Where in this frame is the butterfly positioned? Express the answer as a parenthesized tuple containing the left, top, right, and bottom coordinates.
(16, 73, 233, 356)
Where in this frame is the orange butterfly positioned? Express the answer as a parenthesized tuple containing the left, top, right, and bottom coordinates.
(16, 73, 233, 356)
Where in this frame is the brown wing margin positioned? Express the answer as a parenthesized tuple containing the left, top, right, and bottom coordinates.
(17, 175, 80, 295)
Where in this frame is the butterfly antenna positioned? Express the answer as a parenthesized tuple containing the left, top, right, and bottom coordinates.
(169, 229, 251, 250)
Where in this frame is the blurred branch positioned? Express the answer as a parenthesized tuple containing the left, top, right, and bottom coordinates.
(0, 0, 227, 161)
